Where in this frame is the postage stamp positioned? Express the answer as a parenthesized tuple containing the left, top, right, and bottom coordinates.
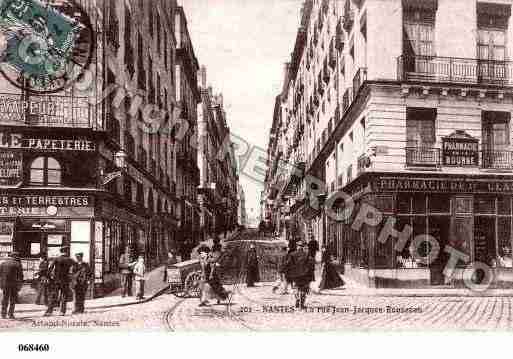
(0, 0, 94, 93)
(0, 0, 513, 355)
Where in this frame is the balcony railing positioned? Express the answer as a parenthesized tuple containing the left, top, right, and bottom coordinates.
(398, 55, 513, 86)
(406, 147, 442, 168)
(482, 150, 513, 170)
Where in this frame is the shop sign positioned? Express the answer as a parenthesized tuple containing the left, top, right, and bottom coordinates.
(0, 132, 95, 151)
(442, 130, 479, 166)
(375, 177, 513, 194)
(0, 94, 90, 125)
(0, 150, 22, 187)
(0, 195, 93, 217)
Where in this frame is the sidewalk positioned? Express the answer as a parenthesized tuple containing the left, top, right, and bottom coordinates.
(16, 264, 170, 314)
(304, 273, 513, 297)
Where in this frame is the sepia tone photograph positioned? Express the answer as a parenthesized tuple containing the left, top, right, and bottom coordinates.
(0, 0, 513, 344)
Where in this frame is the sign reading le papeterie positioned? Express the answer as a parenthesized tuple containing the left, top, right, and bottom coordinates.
(0, 132, 95, 151)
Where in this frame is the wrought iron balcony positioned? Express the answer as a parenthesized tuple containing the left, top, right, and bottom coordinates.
(406, 147, 441, 168)
(398, 55, 513, 86)
(482, 150, 513, 170)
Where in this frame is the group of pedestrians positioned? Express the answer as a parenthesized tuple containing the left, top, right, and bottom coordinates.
(119, 248, 147, 300)
(269, 238, 345, 309)
(0, 247, 92, 320)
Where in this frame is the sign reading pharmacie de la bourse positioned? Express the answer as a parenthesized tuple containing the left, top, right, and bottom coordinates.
(442, 130, 479, 166)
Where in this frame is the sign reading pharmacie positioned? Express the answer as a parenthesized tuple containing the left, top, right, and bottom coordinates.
(0, 194, 93, 217)
(0, 131, 95, 152)
(442, 130, 479, 167)
(374, 177, 513, 194)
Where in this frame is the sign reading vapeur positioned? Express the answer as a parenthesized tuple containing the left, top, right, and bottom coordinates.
(0, 132, 95, 151)
(374, 177, 513, 193)
(0, 151, 22, 186)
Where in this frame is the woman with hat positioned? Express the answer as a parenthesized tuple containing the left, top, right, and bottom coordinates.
(245, 244, 260, 287)
(319, 244, 345, 293)
(198, 245, 212, 307)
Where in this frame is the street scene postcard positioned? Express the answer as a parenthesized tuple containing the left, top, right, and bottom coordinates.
(2, 0, 513, 340)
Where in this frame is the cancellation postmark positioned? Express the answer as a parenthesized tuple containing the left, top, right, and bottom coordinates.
(0, 0, 94, 93)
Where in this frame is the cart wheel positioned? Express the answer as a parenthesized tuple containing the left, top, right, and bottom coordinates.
(184, 271, 202, 298)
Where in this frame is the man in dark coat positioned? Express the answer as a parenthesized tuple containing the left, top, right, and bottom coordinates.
(0, 252, 23, 319)
(286, 241, 315, 309)
(45, 247, 75, 316)
(246, 244, 260, 287)
(119, 247, 133, 297)
(71, 253, 92, 314)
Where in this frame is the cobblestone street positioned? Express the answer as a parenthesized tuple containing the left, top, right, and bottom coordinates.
(166, 285, 513, 331)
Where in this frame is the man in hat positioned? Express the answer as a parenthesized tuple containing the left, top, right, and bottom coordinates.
(119, 247, 133, 297)
(45, 246, 75, 316)
(286, 240, 315, 309)
(0, 252, 23, 319)
(71, 253, 92, 314)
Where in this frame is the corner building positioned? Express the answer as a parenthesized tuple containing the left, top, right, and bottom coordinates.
(0, 0, 185, 297)
(265, 0, 513, 288)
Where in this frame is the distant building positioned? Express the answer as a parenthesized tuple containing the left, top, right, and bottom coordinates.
(238, 185, 247, 227)
(198, 67, 240, 238)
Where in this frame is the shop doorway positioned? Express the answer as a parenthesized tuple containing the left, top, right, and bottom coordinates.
(429, 216, 450, 286)
(474, 216, 496, 270)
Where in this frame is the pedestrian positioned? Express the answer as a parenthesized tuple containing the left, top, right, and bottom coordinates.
(307, 238, 319, 260)
(119, 247, 133, 297)
(133, 256, 146, 300)
(35, 255, 49, 306)
(246, 244, 260, 287)
(198, 245, 212, 307)
(272, 246, 288, 294)
(208, 252, 230, 305)
(0, 252, 23, 319)
(45, 246, 75, 316)
(287, 240, 315, 309)
(163, 251, 178, 283)
(71, 253, 92, 314)
(319, 245, 345, 293)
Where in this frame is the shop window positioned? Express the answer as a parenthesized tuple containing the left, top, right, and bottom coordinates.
(30, 157, 62, 186)
(71, 221, 91, 262)
(412, 194, 426, 214)
(498, 196, 512, 215)
(474, 196, 495, 214)
(397, 194, 411, 214)
(0, 221, 14, 258)
(428, 194, 450, 214)
(498, 217, 513, 268)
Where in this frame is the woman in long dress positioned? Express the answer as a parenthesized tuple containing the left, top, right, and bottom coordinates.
(319, 246, 345, 291)
(208, 253, 230, 304)
(246, 244, 260, 287)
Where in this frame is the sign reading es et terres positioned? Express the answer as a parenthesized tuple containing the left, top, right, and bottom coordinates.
(0, 132, 95, 151)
